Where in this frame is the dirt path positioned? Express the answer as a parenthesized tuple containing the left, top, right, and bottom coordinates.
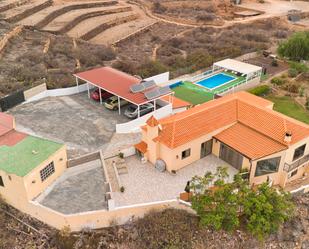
(151, 27, 194, 60)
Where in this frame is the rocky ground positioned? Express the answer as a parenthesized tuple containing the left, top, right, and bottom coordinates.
(0, 192, 308, 249)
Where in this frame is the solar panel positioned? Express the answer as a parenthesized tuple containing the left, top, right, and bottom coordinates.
(159, 86, 171, 95)
(130, 84, 145, 93)
(144, 87, 161, 100)
(142, 80, 156, 90)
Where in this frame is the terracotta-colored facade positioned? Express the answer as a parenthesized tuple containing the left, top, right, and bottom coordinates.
(136, 92, 309, 188)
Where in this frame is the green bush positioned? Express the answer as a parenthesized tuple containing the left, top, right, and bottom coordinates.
(277, 31, 309, 61)
(271, 77, 286, 85)
(289, 62, 309, 74)
(248, 85, 270, 96)
(191, 168, 294, 240)
(288, 68, 299, 78)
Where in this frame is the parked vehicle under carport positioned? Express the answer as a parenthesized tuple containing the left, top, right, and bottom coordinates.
(105, 96, 129, 110)
(124, 103, 154, 119)
(91, 88, 113, 102)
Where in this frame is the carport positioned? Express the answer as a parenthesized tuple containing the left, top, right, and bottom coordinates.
(74, 67, 173, 117)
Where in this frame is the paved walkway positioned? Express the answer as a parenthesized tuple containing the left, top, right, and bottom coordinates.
(37, 159, 108, 214)
(112, 154, 238, 207)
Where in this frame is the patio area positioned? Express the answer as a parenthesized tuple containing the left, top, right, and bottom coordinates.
(112, 154, 238, 207)
(36, 159, 108, 214)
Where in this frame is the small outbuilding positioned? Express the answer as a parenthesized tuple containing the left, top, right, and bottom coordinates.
(0, 112, 67, 209)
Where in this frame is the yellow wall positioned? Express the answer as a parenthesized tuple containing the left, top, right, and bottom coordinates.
(24, 146, 68, 200)
(0, 171, 28, 207)
(0, 146, 67, 209)
(156, 124, 235, 172)
(250, 137, 309, 187)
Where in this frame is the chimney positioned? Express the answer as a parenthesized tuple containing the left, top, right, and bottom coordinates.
(284, 131, 292, 143)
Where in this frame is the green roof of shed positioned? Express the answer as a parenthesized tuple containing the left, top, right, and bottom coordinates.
(0, 135, 63, 177)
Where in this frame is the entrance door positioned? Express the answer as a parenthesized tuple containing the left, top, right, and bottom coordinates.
(219, 143, 243, 170)
(200, 139, 213, 158)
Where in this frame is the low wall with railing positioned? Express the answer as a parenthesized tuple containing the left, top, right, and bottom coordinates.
(214, 77, 260, 96)
(24, 198, 191, 231)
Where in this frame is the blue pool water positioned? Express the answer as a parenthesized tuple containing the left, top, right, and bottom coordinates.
(196, 73, 235, 89)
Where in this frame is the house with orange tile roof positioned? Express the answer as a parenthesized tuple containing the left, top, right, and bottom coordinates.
(0, 112, 67, 211)
(135, 91, 309, 188)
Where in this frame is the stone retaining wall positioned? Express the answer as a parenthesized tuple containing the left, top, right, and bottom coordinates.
(35, 0, 118, 29)
(6, 0, 53, 23)
(80, 14, 139, 41)
(57, 6, 132, 34)
(67, 151, 101, 168)
(0, 0, 30, 13)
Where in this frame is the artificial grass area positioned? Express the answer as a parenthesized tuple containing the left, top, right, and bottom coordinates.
(0, 136, 63, 176)
(172, 81, 214, 105)
(265, 95, 309, 124)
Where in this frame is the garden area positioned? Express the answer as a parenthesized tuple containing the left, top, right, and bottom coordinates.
(248, 31, 309, 124)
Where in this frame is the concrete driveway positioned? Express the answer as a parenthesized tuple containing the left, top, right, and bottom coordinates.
(9, 93, 139, 158)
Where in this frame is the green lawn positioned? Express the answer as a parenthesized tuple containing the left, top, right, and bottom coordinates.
(265, 95, 309, 124)
(172, 81, 214, 105)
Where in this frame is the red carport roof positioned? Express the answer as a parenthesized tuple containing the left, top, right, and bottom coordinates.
(74, 67, 153, 105)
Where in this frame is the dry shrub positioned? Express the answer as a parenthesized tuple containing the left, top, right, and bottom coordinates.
(134, 209, 198, 249)
(17, 51, 44, 66)
(112, 60, 137, 75)
(46, 70, 75, 89)
(153, 1, 167, 14)
(8, 65, 46, 84)
(196, 13, 216, 22)
(157, 44, 182, 57)
(49, 39, 74, 58)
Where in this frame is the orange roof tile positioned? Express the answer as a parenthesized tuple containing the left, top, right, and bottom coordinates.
(0, 112, 14, 136)
(214, 123, 287, 159)
(134, 141, 148, 153)
(0, 130, 27, 146)
(161, 95, 191, 109)
(152, 91, 309, 158)
(146, 116, 159, 127)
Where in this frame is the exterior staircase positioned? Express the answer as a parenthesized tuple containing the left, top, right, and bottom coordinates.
(104, 156, 128, 192)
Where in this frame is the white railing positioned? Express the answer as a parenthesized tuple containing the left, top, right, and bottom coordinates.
(116, 103, 173, 133)
(214, 79, 247, 95)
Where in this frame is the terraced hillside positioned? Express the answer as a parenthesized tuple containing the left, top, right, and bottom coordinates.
(0, 0, 156, 45)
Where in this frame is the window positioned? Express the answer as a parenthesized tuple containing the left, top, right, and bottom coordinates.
(288, 169, 298, 178)
(293, 144, 306, 161)
(0, 176, 4, 187)
(255, 157, 281, 177)
(181, 149, 191, 159)
(40, 162, 55, 182)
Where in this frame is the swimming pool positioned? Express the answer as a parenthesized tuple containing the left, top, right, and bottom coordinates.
(195, 73, 236, 90)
